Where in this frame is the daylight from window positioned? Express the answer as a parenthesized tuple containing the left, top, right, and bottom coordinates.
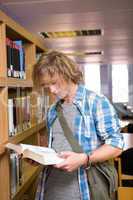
(112, 64, 128, 103)
(84, 64, 101, 94)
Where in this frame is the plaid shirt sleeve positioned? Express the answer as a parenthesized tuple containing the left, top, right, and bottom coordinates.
(92, 95, 124, 149)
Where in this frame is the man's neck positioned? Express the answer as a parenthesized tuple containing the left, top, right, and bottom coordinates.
(64, 83, 78, 103)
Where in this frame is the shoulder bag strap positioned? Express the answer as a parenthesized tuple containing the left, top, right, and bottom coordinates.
(56, 102, 83, 153)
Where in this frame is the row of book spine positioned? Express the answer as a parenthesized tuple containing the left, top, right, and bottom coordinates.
(8, 94, 50, 136)
(8, 95, 31, 136)
(36, 94, 50, 123)
(6, 37, 26, 79)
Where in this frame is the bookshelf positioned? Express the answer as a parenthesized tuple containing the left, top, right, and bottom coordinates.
(0, 77, 33, 87)
(0, 9, 48, 200)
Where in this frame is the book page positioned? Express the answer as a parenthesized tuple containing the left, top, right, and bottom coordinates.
(20, 144, 56, 153)
(6, 143, 65, 165)
(23, 149, 64, 165)
(6, 143, 23, 154)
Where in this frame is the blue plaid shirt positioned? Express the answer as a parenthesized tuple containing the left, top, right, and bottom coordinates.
(35, 84, 124, 200)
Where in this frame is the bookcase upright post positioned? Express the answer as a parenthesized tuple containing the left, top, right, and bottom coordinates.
(0, 88, 10, 200)
(0, 87, 8, 143)
(25, 43, 38, 126)
(25, 43, 36, 81)
(0, 23, 7, 77)
(0, 154, 10, 200)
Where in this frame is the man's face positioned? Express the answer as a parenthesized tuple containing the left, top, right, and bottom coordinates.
(40, 74, 70, 99)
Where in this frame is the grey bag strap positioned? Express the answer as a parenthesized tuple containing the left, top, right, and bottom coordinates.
(56, 101, 83, 153)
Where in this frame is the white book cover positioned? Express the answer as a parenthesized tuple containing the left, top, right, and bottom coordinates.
(6, 143, 64, 165)
(8, 99, 15, 136)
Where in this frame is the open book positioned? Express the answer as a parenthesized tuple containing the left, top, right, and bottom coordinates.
(6, 143, 64, 165)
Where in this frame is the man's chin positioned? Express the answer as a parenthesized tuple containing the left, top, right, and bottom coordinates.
(57, 94, 68, 100)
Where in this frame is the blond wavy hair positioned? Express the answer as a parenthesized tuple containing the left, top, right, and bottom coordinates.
(32, 50, 83, 88)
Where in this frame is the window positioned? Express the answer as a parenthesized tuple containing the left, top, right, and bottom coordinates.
(112, 64, 128, 103)
(84, 64, 101, 94)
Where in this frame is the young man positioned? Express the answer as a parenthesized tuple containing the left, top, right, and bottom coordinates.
(33, 50, 124, 200)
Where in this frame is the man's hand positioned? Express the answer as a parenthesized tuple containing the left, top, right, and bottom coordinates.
(54, 151, 87, 172)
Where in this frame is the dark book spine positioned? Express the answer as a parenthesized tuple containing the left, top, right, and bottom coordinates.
(6, 38, 12, 77)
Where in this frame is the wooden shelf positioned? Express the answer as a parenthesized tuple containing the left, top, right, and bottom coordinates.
(12, 163, 43, 200)
(0, 77, 33, 87)
(9, 121, 46, 144)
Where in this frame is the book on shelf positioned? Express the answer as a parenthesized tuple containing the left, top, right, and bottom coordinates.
(6, 37, 12, 77)
(36, 93, 50, 123)
(6, 37, 25, 79)
(8, 92, 31, 136)
(15, 40, 26, 79)
(8, 88, 49, 137)
(6, 143, 64, 165)
(10, 152, 23, 196)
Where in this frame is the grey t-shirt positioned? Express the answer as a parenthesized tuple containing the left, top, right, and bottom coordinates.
(44, 102, 81, 200)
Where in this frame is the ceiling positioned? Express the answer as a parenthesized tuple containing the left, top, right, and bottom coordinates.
(0, 0, 133, 64)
